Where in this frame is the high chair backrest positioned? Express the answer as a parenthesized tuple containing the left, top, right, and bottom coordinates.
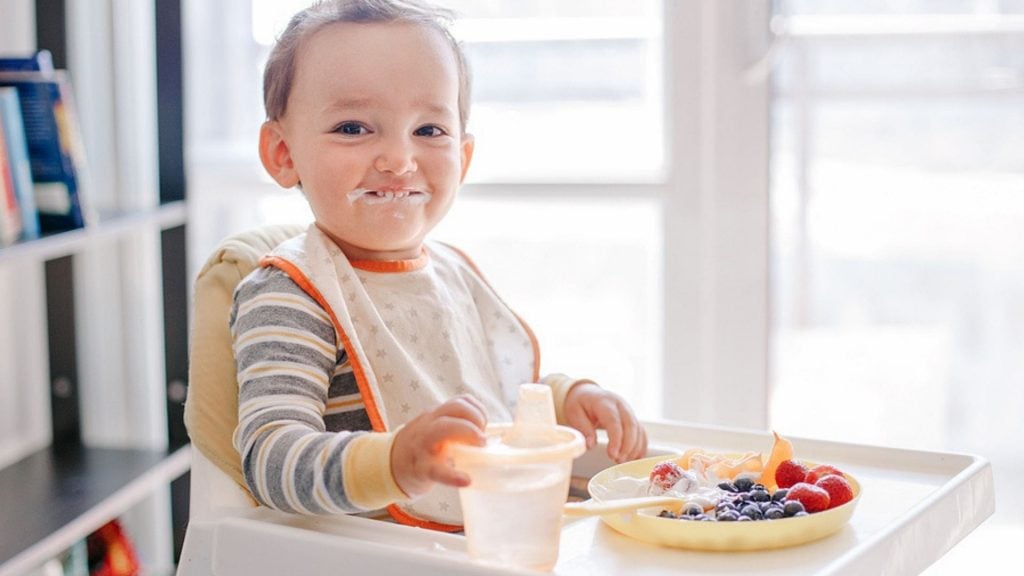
(184, 223, 306, 516)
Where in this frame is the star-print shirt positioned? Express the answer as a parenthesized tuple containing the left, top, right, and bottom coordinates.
(229, 228, 577, 527)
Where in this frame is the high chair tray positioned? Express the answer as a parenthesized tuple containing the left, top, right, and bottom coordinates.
(177, 420, 993, 576)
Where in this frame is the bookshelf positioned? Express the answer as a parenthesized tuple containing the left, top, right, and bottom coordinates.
(0, 443, 191, 576)
(0, 0, 191, 574)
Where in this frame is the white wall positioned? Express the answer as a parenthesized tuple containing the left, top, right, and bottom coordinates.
(0, 0, 36, 53)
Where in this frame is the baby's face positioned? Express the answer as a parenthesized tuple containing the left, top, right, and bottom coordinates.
(266, 21, 472, 261)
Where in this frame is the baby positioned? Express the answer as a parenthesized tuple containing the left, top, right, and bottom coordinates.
(231, 0, 647, 529)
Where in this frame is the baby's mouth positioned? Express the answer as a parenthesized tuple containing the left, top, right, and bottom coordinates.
(347, 188, 431, 206)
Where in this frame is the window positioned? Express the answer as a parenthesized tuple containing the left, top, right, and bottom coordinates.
(769, 0, 1024, 569)
(184, 0, 667, 417)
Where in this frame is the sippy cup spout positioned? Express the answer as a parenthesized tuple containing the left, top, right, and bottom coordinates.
(514, 383, 557, 428)
(503, 384, 558, 448)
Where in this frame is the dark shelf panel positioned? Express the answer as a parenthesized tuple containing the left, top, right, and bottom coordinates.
(0, 443, 191, 575)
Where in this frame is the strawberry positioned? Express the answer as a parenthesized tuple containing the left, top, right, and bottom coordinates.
(805, 464, 844, 484)
(786, 482, 831, 513)
(774, 459, 808, 489)
(649, 461, 684, 491)
(815, 474, 854, 509)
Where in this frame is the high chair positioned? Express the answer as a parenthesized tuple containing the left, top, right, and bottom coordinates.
(173, 224, 660, 575)
(181, 223, 304, 520)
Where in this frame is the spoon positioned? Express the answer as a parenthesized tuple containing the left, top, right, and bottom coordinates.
(563, 496, 687, 517)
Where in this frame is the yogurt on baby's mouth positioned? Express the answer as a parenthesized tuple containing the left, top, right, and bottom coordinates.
(346, 188, 432, 205)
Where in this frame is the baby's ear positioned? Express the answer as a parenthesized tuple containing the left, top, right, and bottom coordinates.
(259, 120, 300, 188)
(459, 133, 475, 184)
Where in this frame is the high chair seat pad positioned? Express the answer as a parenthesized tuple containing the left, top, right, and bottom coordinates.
(184, 223, 306, 493)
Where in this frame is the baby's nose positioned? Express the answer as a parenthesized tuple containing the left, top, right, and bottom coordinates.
(374, 137, 417, 175)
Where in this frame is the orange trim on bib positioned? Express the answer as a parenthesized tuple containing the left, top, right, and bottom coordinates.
(262, 256, 386, 433)
(350, 247, 428, 273)
(386, 504, 463, 532)
(440, 243, 542, 381)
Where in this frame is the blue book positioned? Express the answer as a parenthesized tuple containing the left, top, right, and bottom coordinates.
(0, 50, 55, 73)
(0, 87, 39, 239)
(0, 70, 88, 232)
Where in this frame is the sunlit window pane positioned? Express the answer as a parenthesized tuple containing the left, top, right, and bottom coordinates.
(769, 2, 1024, 570)
(438, 1, 664, 182)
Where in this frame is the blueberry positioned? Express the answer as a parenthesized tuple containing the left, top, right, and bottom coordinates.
(717, 510, 739, 522)
(764, 508, 785, 520)
(783, 501, 806, 516)
(683, 503, 704, 516)
(750, 489, 771, 502)
(772, 489, 789, 502)
(740, 504, 763, 520)
(733, 477, 754, 492)
(716, 505, 737, 516)
(658, 509, 677, 519)
(718, 481, 737, 492)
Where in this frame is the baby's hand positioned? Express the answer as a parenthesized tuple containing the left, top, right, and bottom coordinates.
(563, 382, 647, 463)
(390, 395, 487, 497)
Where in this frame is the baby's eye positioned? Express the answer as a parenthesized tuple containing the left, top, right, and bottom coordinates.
(334, 122, 369, 136)
(413, 125, 446, 137)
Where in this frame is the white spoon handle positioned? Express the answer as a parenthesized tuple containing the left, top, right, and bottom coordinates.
(563, 496, 685, 517)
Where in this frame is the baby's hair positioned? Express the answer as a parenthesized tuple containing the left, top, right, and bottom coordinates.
(263, 0, 472, 132)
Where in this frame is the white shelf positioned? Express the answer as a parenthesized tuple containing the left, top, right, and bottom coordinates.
(0, 201, 187, 265)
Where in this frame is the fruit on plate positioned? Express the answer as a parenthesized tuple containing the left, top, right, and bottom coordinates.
(775, 459, 809, 489)
(649, 461, 685, 492)
(759, 432, 795, 491)
(645, 432, 858, 523)
(815, 474, 854, 509)
(805, 464, 845, 485)
(786, 482, 831, 513)
(674, 449, 763, 481)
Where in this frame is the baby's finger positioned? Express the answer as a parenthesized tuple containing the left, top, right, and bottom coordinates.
(621, 418, 647, 461)
(595, 401, 624, 461)
(634, 426, 651, 457)
(429, 415, 487, 455)
(435, 395, 488, 430)
(564, 401, 597, 450)
(615, 403, 640, 461)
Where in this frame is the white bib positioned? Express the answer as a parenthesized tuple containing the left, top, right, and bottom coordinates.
(265, 225, 538, 526)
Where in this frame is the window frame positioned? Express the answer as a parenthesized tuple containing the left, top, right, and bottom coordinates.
(182, 0, 774, 429)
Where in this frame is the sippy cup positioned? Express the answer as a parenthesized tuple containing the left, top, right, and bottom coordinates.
(448, 384, 585, 571)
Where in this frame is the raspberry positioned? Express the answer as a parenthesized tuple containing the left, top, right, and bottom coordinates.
(805, 464, 844, 485)
(649, 461, 684, 491)
(774, 459, 808, 489)
(786, 482, 830, 513)
(815, 475, 854, 509)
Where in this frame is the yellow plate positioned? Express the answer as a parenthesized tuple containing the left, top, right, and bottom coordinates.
(586, 454, 861, 551)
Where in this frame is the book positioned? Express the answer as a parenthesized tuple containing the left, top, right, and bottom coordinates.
(0, 86, 39, 239)
(0, 70, 90, 233)
(0, 107, 23, 245)
(0, 50, 56, 73)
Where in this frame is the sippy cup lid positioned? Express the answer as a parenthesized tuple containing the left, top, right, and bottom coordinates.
(448, 384, 585, 466)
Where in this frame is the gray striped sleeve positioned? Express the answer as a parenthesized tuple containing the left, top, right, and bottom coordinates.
(230, 266, 369, 514)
